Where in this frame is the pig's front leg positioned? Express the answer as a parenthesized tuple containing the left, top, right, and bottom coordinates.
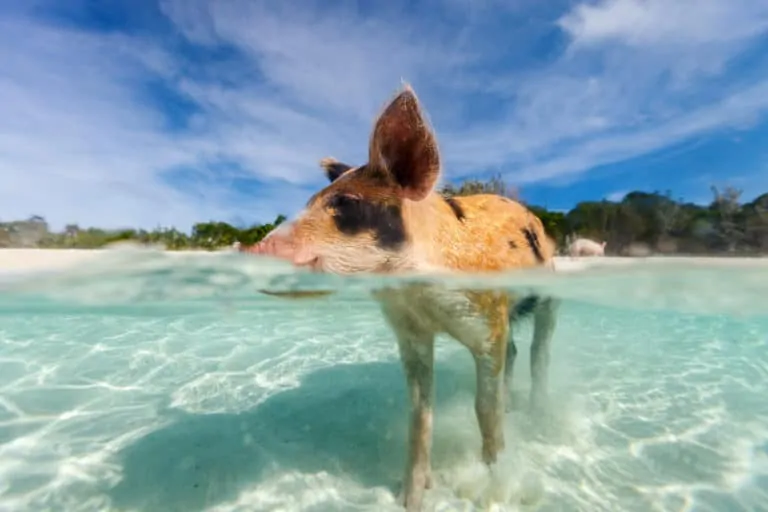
(418, 288, 510, 466)
(390, 322, 435, 512)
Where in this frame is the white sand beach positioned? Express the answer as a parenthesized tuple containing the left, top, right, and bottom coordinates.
(0, 247, 765, 276)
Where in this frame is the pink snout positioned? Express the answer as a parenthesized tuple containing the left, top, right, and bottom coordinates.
(242, 231, 293, 259)
(240, 225, 318, 268)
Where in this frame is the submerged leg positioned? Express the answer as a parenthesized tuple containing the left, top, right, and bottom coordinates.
(503, 331, 518, 413)
(380, 306, 436, 512)
(442, 293, 509, 465)
(530, 297, 559, 412)
(506, 294, 538, 413)
(467, 297, 510, 465)
(411, 288, 509, 469)
(473, 345, 507, 464)
(399, 334, 435, 511)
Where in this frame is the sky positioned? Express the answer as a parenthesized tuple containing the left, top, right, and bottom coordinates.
(1, 0, 768, 231)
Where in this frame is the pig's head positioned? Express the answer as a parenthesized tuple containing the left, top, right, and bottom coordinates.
(246, 85, 440, 274)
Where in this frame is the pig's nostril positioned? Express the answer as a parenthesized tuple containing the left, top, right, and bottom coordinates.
(295, 256, 321, 271)
(243, 241, 268, 254)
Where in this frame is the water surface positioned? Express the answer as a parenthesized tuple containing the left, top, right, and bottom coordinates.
(1, 250, 766, 511)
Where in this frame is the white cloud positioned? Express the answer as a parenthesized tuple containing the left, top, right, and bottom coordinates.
(559, 0, 768, 48)
(0, 17, 204, 230)
(1, 0, 767, 230)
(489, 79, 768, 185)
(160, 0, 468, 120)
(605, 190, 627, 202)
(442, 0, 768, 181)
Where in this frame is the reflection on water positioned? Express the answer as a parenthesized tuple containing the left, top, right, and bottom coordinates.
(0, 248, 767, 511)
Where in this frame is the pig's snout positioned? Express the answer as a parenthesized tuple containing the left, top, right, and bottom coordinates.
(242, 230, 292, 259)
(240, 225, 318, 268)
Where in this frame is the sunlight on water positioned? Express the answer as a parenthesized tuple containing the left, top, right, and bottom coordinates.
(0, 247, 767, 511)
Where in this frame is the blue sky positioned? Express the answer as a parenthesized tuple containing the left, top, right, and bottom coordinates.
(1, 0, 768, 230)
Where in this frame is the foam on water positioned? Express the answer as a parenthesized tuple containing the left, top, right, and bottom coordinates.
(0, 248, 767, 511)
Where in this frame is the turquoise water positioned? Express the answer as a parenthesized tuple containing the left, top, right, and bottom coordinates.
(1, 249, 767, 511)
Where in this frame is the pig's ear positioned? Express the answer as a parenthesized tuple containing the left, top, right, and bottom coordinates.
(369, 85, 440, 201)
(319, 157, 353, 183)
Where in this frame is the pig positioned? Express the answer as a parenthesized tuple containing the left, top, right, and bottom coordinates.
(568, 237, 607, 257)
(241, 84, 559, 511)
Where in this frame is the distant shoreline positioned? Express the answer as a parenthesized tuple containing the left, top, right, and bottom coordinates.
(0, 247, 233, 274)
(0, 247, 765, 276)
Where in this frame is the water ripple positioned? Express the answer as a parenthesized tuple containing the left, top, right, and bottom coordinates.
(0, 249, 766, 510)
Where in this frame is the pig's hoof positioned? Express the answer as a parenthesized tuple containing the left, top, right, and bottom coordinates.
(398, 471, 429, 511)
(404, 494, 425, 512)
(399, 487, 425, 512)
(482, 443, 501, 466)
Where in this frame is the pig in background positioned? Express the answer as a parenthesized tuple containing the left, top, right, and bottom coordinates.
(242, 84, 560, 512)
(568, 237, 607, 257)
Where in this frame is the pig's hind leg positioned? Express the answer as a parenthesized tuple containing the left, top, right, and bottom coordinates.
(503, 331, 518, 413)
(530, 296, 559, 413)
(504, 295, 540, 412)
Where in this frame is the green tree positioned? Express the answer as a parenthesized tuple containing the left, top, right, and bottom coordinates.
(709, 185, 744, 252)
(4, 178, 767, 256)
(441, 173, 519, 200)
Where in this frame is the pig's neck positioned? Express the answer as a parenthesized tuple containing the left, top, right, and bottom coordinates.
(402, 193, 478, 272)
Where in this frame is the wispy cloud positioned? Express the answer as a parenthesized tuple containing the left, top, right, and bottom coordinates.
(605, 190, 628, 202)
(444, 0, 768, 178)
(0, 14, 203, 229)
(1, 0, 767, 229)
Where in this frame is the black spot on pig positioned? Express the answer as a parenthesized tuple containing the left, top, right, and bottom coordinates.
(326, 194, 407, 250)
(443, 195, 466, 222)
(522, 227, 544, 263)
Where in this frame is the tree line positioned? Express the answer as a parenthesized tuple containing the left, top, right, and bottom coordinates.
(0, 214, 287, 251)
(1, 178, 766, 255)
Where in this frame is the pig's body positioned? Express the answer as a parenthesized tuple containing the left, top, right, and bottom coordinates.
(402, 193, 553, 272)
(569, 237, 606, 257)
(243, 85, 559, 511)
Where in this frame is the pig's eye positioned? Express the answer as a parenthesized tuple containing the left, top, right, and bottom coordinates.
(324, 193, 407, 249)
